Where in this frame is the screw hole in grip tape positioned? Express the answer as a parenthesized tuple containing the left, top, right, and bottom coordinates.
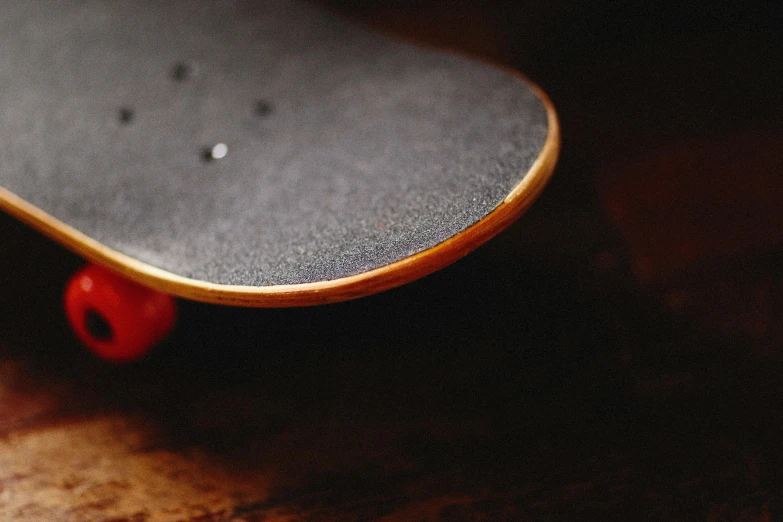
(255, 100, 273, 117)
(118, 107, 134, 125)
(171, 61, 194, 82)
(201, 143, 229, 163)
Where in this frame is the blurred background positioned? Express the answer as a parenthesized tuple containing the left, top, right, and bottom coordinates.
(0, 0, 781, 519)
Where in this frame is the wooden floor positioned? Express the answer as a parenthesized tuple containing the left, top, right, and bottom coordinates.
(1, 1, 781, 520)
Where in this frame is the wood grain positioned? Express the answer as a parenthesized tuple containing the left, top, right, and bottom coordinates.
(0, 417, 272, 521)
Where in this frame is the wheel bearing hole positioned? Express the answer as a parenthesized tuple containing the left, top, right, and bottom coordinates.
(85, 309, 113, 341)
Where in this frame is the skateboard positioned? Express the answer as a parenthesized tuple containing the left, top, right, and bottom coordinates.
(0, 0, 560, 361)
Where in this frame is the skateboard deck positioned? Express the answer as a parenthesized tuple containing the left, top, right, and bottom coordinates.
(0, 0, 559, 307)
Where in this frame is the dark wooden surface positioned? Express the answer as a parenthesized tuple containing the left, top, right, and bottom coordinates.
(1, 1, 781, 520)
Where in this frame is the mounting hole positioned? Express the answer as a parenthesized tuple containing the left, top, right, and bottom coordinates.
(118, 107, 134, 125)
(201, 143, 228, 163)
(255, 100, 273, 117)
(85, 309, 113, 341)
(171, 61, 194, 82)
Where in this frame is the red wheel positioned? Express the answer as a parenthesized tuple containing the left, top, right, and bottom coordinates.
(64, 265, 177, 362)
